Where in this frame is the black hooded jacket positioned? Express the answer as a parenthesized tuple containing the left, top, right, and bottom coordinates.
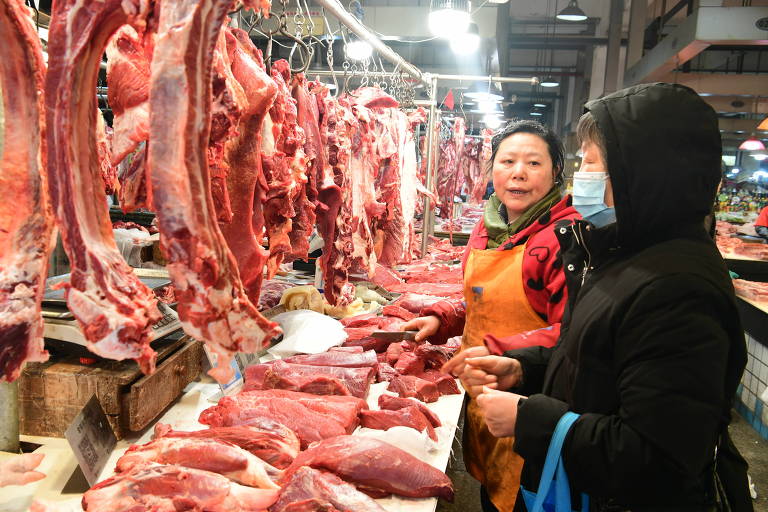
(506, 83, 748, 511)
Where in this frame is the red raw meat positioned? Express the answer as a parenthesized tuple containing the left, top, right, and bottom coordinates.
(386, 342, 405, 365)
(45, 0, 161, 373)
(418, 370, 461, 395)
(96, 116, 119, 195)
(329, 345, 364, 353)
(340, 313, 380, 328)
(272, 467, 386, 512)
(387, 375, 440, 403)
(153, 423, 299, 470)
(261, 61, 308, 277)
(378, 316, 406, 331)
(257, 280, 294, 311)
(382, 305, 416, 322)
(378, 394, 442, 428)
(414, 343, 456, 369)
(283, 350, 378, 368)
(0, 0, 52, 382)
(244, 360, 375, 398)
(116, 144, 150, 212)
(282, 435, 453, 501)
(370, 263, 403, 288)
(341, 336, 392, 353)
(387, 282, 463, 297)
(376, 363, 398, 382)
(219, 29, 277, 305)
(360, 406, 437, 441)
(115, 437, 279, 489)
(349, 87, 400, 109)
(147, 0, 279, 383)
(402, 266, 463, 285)
(82, 465, 278, 511)
(394, 351, 425, 375)
(390, 292, 447, 313)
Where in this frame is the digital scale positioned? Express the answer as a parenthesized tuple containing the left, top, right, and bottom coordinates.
(41, 269, 181, 347)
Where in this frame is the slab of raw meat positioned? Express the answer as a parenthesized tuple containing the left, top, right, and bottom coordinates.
(82, 465, 279, 511)
(414, 343, 455, 369)
(386, 282, 463, 297)
(378, 394, 441, 428)
(116, 144, 150, 212)
(360, 406, 437, 441)
(96, 116, 119, 195)
(147, 0, 279, 383)
(283, 350, 378, 368)
(376, 362, 397, 382)
(329, 346, 364, 353)
(349, 87, 400, 109)
(341, 336, 392, 353)
(199, 390, 366, 448)
(417, 370, 460, 395)
(386, 342, 406, 365)
(282, 435, 453, 501)
(382, 305, 416, 322)
(272, 466, 385, 512)
(115, 437, 279, 489)
(387, 375, 440, 403)
(244, 360, 375, 398)
(390, 292, 447, 314)
(0, 0, 52, 382)
(402, 266, 463, 285)
(394, 351, 426, 375)
(261, 61, 308, 277)
(219, 29, 277, 304)
(339, 313, 379, 328)
(45, 0, 162, 373)
(371, 264, 403, 288)
(257, 280, 294, 311)
(153, 423, 299, 470)
(105, 24, 152, 166)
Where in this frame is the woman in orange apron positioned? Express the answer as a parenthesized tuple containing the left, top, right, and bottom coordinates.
(403, 120, 580, 511)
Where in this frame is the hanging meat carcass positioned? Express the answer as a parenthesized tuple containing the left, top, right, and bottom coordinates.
(218, 27, 278, 305)
(147, 0, 279, 383)
(0, 0, 53, 382)
(45, 0, 161, 373)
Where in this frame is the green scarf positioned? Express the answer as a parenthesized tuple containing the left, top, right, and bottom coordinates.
(484, 187, 562, 248)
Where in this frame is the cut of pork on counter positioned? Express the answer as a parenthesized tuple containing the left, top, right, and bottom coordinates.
(0, 0, 53, 382)
(272, 466, 387, 512)
(45, 0, 162, 374)
(147, 0, 279, 383)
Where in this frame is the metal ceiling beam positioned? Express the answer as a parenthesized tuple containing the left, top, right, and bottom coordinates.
(507, 35, 628, 49)
(704, 96, 768, 115)
(718, 117, 768, 133)
(661, 73, 768, 96)
(624, 6, 768, 87)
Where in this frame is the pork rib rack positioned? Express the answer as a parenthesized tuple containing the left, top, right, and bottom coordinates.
(45, 0, 161, 373)
(0, 0, 52, 382)
(148, 0, 279, 383)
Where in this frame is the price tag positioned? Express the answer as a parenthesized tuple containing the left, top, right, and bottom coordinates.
(203, 346, 244, 396)
(64, 395, 117, 486)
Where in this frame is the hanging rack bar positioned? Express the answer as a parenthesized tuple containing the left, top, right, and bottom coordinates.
(435, 74, 539, 85)
(313, 0, 430, 88)
(421, 75, 440, 259)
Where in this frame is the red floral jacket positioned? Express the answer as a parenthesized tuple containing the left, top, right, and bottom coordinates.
(422, 196, 580, 354)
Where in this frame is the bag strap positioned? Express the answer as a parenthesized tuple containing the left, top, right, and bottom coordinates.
(531, 411, 581, 512)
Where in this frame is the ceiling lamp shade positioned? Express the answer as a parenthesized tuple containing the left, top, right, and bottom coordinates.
(450, 22, 480, 55)
(752, 152, 768, 161)
(483, 114, 503, 129)
(739, 136, 766, 151)
(758, 117, 768, 130)
(540, 76, 560, 87)
(428, 0, 470, 39)
(556, 0, 588, 21)
(345, 38, 372, 61)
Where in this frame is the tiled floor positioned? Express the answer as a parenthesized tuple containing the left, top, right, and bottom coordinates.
(437, 410, 768, 512)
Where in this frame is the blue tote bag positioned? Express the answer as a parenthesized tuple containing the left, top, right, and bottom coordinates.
(520, 412, 590, 512)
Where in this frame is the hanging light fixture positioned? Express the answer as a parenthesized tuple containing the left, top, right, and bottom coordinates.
(450, 22, 480, 55)
(533, 102, 547, 108)
(540, 76, 559, 87)
(429, 0, 471, 39)
(739, 136, 766, 151)
(556, 0, 588, 21)
(483, 114, 503, 129)
(752, 152, 768, 161)
(345, 37, 373, 61)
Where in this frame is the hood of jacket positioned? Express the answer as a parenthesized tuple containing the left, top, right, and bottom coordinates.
(585, 83, 721, 250)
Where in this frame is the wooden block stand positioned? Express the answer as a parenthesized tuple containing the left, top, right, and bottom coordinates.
(18, 334, 203, 439)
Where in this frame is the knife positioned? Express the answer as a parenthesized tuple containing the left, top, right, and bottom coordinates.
(371, 330, 419, 341)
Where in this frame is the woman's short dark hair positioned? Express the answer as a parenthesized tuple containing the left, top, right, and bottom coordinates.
(576, 111, 607, 163)
(488, 119, 565, 187)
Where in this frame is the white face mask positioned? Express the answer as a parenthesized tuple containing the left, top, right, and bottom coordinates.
(572, 171, 609, 218)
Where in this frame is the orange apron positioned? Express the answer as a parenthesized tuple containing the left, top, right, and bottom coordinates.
(462, 244, 547, 511)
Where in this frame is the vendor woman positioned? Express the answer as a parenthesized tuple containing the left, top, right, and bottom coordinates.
(403, 120, 580, 512)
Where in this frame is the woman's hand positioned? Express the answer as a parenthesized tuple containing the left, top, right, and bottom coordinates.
(401, 315, 441, 342)
(476, 386, 524, 438)
(442, 345, 489, 379)
(0, 453, 45, 487)
(465, 355, 523, 391)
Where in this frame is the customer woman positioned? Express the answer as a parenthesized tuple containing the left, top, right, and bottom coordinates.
(403, 120, 579, 512)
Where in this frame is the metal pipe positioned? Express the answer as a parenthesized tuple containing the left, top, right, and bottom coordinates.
(0, 381, 19, 452)
(433, 74, 538, 85)
(313, 0, 429, 88)
(420, 75, 439, 258)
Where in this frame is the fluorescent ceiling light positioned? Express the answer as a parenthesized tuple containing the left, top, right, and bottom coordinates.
(556, 0, 587, 21)
(465, 91, 504, 101)
(483, 114, 503, 129)
(540, 76, 559, 87)
(428, 0, 470, 39)
(533, 103, 546, 108)
(345, 39, 372, 61)
(752, 153, 768, 161)
(450, 22, 480, 55)
(739, 136, 766, 151)
(753, 170, 768, 179)
(530, 111, 543, 116)
(721, 155, 736, 166)
(477, 100, 501, 113)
